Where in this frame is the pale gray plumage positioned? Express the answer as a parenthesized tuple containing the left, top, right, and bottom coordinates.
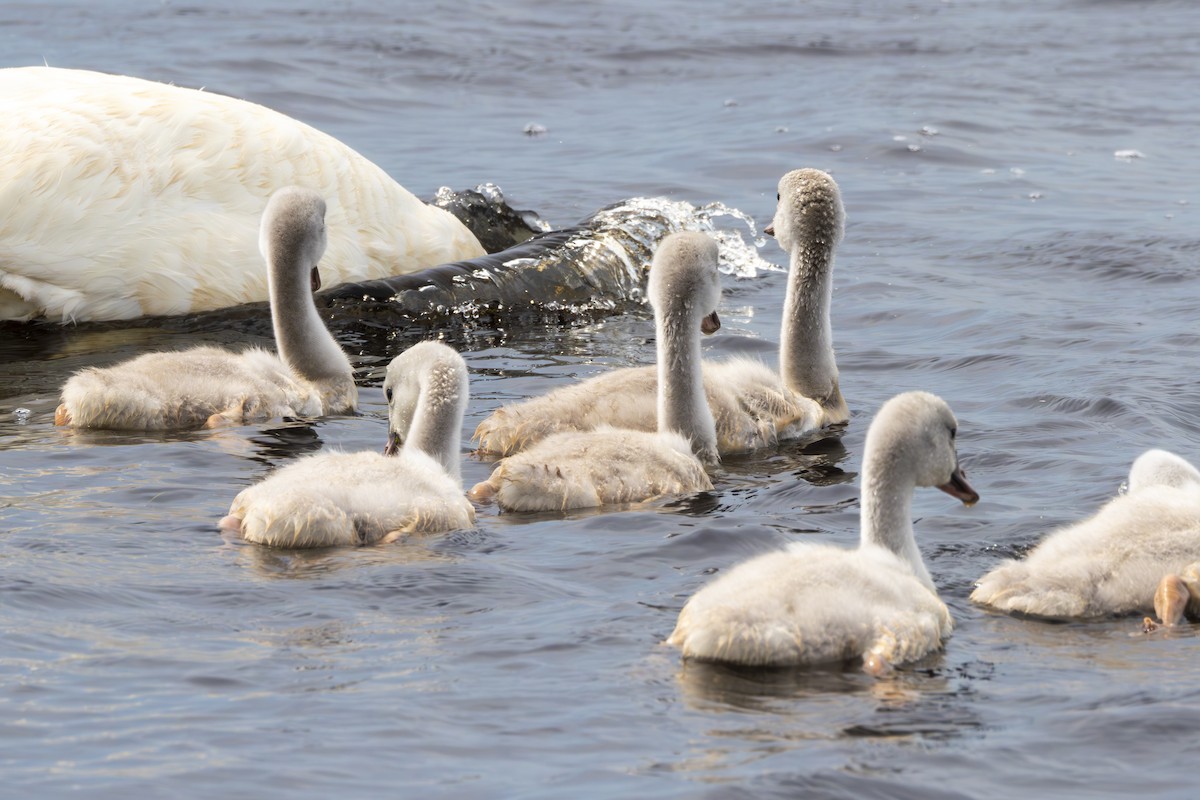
(667, 391, 978, 672)
(221, 341, 474, 547)
(56, 186, 355, 429)
(972, 448, 1200, 619)
(473, 168, 848, 457)
(469, 232, 720, 512)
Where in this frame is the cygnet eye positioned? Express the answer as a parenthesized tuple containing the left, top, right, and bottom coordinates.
(385, 387, 393, 403)
(776, 192, 781, 201)
(949, 426, 957, 441)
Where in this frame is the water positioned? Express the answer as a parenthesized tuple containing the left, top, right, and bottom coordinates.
(3, 0, 1200, 796)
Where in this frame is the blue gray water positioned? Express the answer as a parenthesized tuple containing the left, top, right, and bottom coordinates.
(3, 1, 1199, 797)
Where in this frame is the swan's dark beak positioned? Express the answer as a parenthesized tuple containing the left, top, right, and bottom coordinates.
(701, 311, 721, 335)
(764, 224, 775, 237)
(383, 430, 402, 457)
(311, 266, 322, 293)
(937, 465, 979, 507)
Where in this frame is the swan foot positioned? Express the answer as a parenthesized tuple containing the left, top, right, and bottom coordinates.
(1153, 574, 1190, 628)
(54, 404, 71, 426)
(205, 412, 237, 429)
(467, 480, 497, 504)
(862, 650, 894, 677)
(218, 514, 243, 534)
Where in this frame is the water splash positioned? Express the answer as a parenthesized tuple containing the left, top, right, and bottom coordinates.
(323, 192, 776, 325)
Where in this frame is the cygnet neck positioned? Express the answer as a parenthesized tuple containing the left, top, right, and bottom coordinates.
(858, 433, 934, 591)
(779, 220, 845, 417)
(656, 297, 718, 464)
(406, 356, 468, 485)
(267, 236, 351, 387)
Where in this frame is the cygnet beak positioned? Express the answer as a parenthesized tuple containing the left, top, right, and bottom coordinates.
(383, 430, 402, 457)
(937, 465, 979, 506)
(701, 311, 721, 335)
(764, 224, 775, 237)
(311, 266, 322, 293)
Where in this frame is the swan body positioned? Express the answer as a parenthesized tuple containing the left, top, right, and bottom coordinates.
(474, 168, 847, 456)
(667, 391, 978, 672)
(56, 187, 356, 429)
(470, 428, 711, 512)
(221, 341, 474, 547)
(470, 232, 720, 512)
(0, 66, 485, 323)
(972, 449, 1200, 620)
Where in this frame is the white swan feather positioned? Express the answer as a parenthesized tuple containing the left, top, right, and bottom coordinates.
(0, 66, 485, 322)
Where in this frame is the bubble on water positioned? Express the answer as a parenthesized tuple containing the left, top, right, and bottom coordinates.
(775, 126, 789, 133)
(1028, 192, 1043, 201)
(829, 144, 842, 152)
(906, 143, 922, 152)
(1010, 167, 1026, 176)
(522, 122, 548, 137)
(13, 408, 31, 424)
(892, 135, 908, 142)
(920, 125, 939, 136)
(1114, 149, 1144, 160)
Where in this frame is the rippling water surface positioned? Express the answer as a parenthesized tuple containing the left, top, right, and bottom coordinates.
(3, 1, 1200, 797)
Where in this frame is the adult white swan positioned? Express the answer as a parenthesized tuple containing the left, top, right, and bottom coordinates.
(468, 232, 719, 512)
(972, 448, 1200, 621)
(0, 66, 485, 323)
(220, 341, 474, 547)
(473, 168, 848, 457)
(56, 187, 356, 429)
(667, 391, 978, 673)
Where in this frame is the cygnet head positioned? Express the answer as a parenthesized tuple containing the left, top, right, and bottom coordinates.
(381, 341, 469, 463)
(260, 186, 328, 293)
(764, 168, 845, 253)
(865, 391, 978, 504)
(648, 231, 721, 334)
(1126, 449, 1200, 494)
